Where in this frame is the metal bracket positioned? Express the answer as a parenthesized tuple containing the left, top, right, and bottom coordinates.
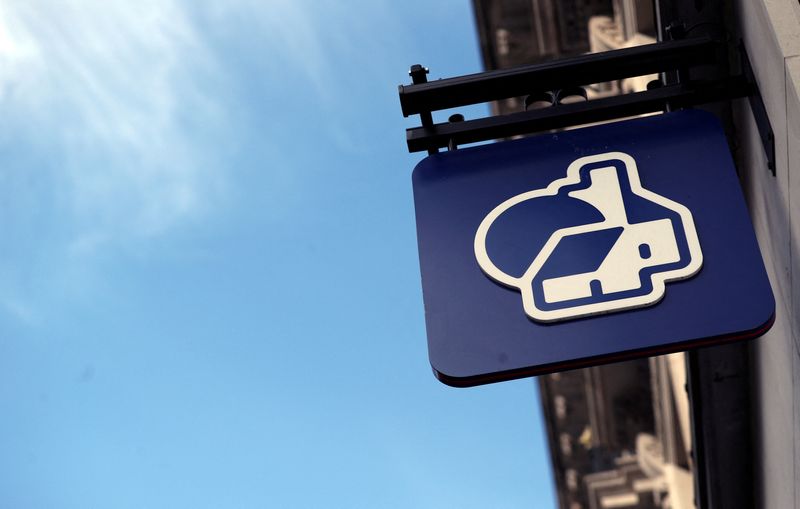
(398, 38, 776, 176)
(739, 44, 776, 175)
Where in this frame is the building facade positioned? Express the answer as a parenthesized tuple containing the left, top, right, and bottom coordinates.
(471, 0, 800, 508)
(732, 1, 800, 508)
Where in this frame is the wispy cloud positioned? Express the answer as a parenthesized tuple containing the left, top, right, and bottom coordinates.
(0, 0, 238, 323)
(0, 0, 405, 323)
(0, 0, 226, 246)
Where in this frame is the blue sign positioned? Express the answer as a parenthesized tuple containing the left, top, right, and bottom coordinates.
(412, 110, 774, 387)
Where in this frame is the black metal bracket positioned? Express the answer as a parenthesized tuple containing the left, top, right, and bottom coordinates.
(398, 37, 776, 175)
(739, 44, 776, 175)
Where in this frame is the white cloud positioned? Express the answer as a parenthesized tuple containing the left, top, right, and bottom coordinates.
(0, 0, 404, 322)
(0, 0, 226, 246)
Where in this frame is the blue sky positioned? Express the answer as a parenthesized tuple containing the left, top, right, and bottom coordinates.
(0, 1, 556, 507)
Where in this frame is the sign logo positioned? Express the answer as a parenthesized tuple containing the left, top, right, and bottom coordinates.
(474, 152, 703, 322)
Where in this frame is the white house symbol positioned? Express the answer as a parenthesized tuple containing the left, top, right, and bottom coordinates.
(474, 152, 703, 323)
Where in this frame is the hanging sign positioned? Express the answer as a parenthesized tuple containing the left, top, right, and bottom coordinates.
(412, 110, 774, 387)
